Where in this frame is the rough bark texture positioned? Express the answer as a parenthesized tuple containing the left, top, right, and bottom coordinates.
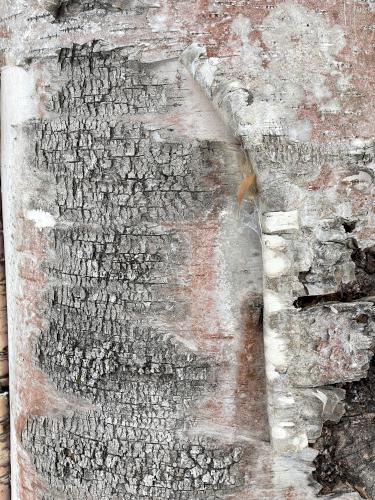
(0, 1, 374, 499)
(21, 44, 255, 499)
(314, 356, 375, 498)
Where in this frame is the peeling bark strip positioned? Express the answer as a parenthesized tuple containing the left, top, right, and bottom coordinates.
(1, 0, 375, 499)
(181, 40, 375, 455)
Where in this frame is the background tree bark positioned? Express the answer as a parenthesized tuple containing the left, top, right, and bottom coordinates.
(0, 195, 9, 499)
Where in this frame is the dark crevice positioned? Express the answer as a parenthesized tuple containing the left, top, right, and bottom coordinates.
(293, 286, 372, 308)
(352, 244, 375, 274)
(342, 220, 356, 233)
(51, 0, 127, 20)
(295, 243, 375, 309)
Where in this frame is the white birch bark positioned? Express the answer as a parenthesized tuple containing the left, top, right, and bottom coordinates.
(1, 1, 374, 499)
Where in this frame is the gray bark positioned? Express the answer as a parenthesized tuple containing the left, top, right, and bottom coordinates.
(182, 37, 375, 456)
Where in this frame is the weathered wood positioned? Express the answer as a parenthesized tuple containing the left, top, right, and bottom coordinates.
(314, 357, 375, 498)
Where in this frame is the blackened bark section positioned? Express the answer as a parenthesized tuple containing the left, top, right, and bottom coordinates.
(314, 356, 375, 499)
(21, 44, 247, 499)
(52, 1, 137, 19)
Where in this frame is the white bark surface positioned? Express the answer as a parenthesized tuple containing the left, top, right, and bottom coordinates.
(1, 1, 375, 498)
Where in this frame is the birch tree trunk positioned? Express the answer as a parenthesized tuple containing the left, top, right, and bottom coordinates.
(0, 1, 374, 499)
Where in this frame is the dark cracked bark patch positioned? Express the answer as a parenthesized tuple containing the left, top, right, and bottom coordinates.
(313, 355, 375, 499)
(51, 0, 145, 20)
(21, 42, 250, 499)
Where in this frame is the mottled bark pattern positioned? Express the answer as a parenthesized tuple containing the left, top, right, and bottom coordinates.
(183, 19, 375, 494)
